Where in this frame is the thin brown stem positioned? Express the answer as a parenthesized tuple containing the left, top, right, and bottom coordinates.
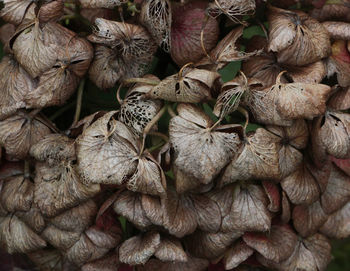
(116, 83, 124, 105)
(200, 15, 211, 60)
(148, 131, 169, 142)
(167, 106, 177, 118)
(178, 62, 194, 80)
(72, 78, 85, 127)
(237, 106, 249, 131)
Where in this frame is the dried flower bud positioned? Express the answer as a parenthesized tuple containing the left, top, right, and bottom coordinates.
(140, 0, 172, 51)
(148, 67, 219, 102)
(268, 6, 331, 66)
(208, 0, 255, 24)
(169, 103, 241, 185)
(0, 111, 52, 159)
(170, 1, 219, 66)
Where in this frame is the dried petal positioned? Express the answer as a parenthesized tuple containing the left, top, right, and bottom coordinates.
(243, 224, 297, 263)
(293, 201, 328, 237)
(221, 128, 280, 184)
(170, 103, 240, 184)
(148, 68, 219, 103)
(79, 0, 126, 8)
(140, 0, 172, 51)
(262, 181, 280, 213)
(222, 184, 271, 232)
(119, 232, 160, 265)
(0, 0, 34, 25)
(34, 162, 100, 217)
(223, 241, 254, 270)
(137, 256, 209, 271)
(0, 215, 46, 253)
(322, 21, 350, 40)
(208, 0, 255, 24)
(268, 6, 331, 66)
(154, 236, 187, 262)
(0, 111, 52, 159)
(328, 86, 350, 111)
(326, 40, 350, 87)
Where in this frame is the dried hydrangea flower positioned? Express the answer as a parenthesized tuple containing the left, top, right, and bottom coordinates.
(119, 75, 162, 136)
(140, 0, 172, 52)
(197, 26, 262, 71)
(0, 110, 52, 159)
(148, 66, 220, 103)
(169, 103, 241, 185)
(170, 1, 219, 66)
(268, 6, 331, 66)
(328, 86, 350, 111)
(310, 1, 350, 22)
(208, 0, 256, 24)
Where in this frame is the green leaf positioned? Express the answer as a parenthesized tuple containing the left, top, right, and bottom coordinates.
(219, 61, 241, 83)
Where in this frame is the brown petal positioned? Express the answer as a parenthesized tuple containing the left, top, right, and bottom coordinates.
(42, 225, 81, 250)
(30, 134, 76, 165)
(275, 79, 331, 120)
(141, 194, 164, 226)
(0, 23, 16, 53)
(76, 111, 139, 185)
(322, 21, 350, 40)
(79, 0, 126, 8)
(49, 200, 97, 232)
(281, 191, 291, 224)
(207, 0, 255, 24)
(191, 193, 221, 232)
(221, 128, 280, 184)
(206, 185, 235, 219)
(185, 230, 242, 259)
(311, 3, 350, 22)
(119, 75, 162, 135)
(148, 68, 219, 103)
(262, 181, 280, 213)
(85, 225, 121, 249)
(88, 45, 123, 89)
(0, 111, 52, 159)
(292, 201, 328, 238)
(268, 7, 331, 66)
(34, 161, 100, 217)
(127, 153, 167, 196)
(170, 103, 240, 184)
(198, 26, 261, 70)
(285, 61, 326, 84)
(0, 55, 34, 119)
(154, 236, 187, 262)
(0, 0, 34, 25)
(16, 205, 46, 233)
(221, 184, 271, 232)
(28, 249, 75, 271)
(140, 0, 172, 51)
(113, 190, 152, 229)
(119, 232, 161, 265)
(244, 224, 298, 263)
(321, 163, 350, 214)
(259, 233, 331, 271)
(0, 175, 33, 213)
(320, 201, 350, 239)
(12, 22, 60, 78)
(328, 86, 350, 111)
(281, 162, 321, 205)
(223, 241, 254, 270)
(137, 256, 209, 271)
(38, 0, 64, 23)
(161, 189, 197, 238)
(81, 252, 120, 271)
(0, 215, 46, 253)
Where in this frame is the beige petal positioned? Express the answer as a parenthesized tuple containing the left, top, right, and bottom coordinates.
(113, 190, 152, 229)
(0, 175, 33, 213)
(0, 215, 46, 253)
(141, 194, 164, 226)
(16, 205, 46, 233)
(0, 0, 33, 25)
(76, 111, 139, 185)
(34, 162, 100, 217)
(221, 128, 280, 184)
(42, 225, 81, 250)
(185, 231, 241, 259)
(140, 0, 171, 51)
(148, 68, 219, 103)
(154, 236, 187, 262)
(223, 241, 254, 270)
(170, 104, 240, 184)
(206, 185, 235, 219)
(293, 200, 328, 238)
(85, 225, 121, 249)
(221, 184, 271, 232)
(320, 201, 350, 239)
(0, 111, 52, 159)
(119, 232, 161, 265)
